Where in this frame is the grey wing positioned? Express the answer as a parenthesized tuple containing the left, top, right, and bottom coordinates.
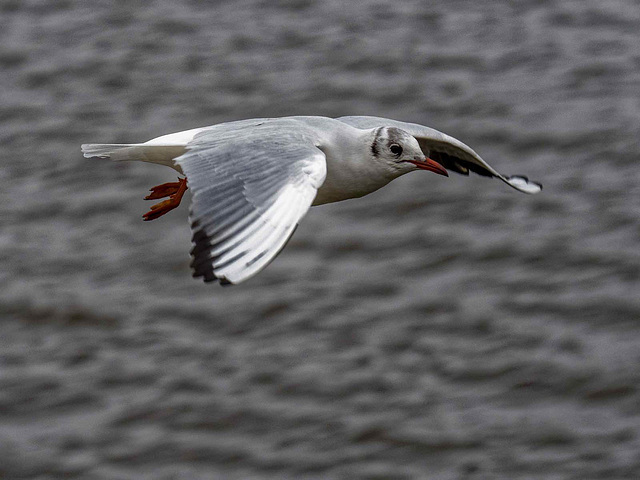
(337, 116, 541, 194)
(176, 123, 326, 285)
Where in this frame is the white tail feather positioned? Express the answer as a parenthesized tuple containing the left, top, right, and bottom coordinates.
(81, 143, 138, 160)
(81, 144, 187, 170)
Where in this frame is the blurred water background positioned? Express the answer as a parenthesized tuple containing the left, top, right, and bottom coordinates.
(1, 0, 640, 478)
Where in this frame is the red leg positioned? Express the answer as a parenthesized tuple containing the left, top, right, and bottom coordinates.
(143, 177, 188, 221)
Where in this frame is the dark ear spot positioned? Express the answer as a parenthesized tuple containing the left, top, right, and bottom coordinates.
(371, 140, 379, 157)
(371, 127, 382, 156)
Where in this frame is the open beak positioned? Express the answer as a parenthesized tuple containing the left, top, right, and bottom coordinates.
(409, 157, 449, 176)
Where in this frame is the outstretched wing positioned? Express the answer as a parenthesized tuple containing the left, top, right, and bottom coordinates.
(176, 120, 327, 285)
(337, 116, 541, 194)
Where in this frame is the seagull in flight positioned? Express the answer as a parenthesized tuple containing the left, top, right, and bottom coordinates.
(82, 116, 541, 285)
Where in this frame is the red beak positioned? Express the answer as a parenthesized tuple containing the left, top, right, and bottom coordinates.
(409, 157, 449, 176)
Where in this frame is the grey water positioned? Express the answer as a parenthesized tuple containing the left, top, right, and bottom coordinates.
(1, 0, 640, 478)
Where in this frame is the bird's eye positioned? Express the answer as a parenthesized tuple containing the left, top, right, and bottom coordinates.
(389, 144, 403, 156)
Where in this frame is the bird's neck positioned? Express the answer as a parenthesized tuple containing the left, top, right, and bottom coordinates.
(313, 128, 402, 205)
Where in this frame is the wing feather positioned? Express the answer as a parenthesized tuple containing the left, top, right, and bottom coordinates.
(176, 120, 327, 285)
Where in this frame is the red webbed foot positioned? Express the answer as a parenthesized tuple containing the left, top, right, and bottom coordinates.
(142, 177, 188, 221)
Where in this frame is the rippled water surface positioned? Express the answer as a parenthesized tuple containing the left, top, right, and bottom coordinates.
(1, 1, 640, 478)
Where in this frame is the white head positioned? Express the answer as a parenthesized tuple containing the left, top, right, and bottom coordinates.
(370, 126, 448, 177)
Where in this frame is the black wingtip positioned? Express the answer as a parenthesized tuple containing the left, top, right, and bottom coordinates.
(189, 228, 239, 286)
(191, 228, 217, 283)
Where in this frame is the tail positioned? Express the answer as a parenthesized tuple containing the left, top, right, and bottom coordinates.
(81, 143, 140, 160)
(81, 143, 187, 169)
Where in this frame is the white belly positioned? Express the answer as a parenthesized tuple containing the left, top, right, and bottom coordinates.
(312, 163, 396, 205)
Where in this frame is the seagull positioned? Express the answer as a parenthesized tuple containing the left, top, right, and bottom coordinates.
(82, 116, 541, 285)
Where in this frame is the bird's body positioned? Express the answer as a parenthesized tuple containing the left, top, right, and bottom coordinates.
(83, 116, 541, 285)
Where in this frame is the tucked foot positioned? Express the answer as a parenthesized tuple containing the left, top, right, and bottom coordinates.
(144, 179, 184, 200)
(143, 177, 188, 221)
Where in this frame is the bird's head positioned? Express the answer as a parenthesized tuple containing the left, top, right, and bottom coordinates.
(371, 126, 448, 177)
